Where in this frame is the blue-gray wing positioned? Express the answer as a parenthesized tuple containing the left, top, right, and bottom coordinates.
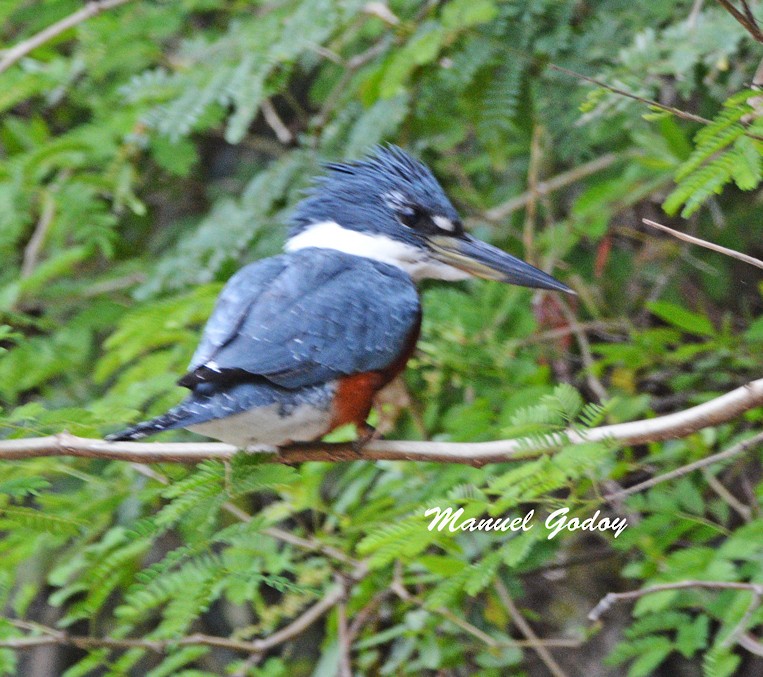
(180, 250, 421, 390)
(185, 256, 290, 373)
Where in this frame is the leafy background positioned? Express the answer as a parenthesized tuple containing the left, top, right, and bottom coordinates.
(1, 0, 763, 674)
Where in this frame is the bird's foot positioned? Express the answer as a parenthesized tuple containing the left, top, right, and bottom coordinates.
(352, 423, 381, 455)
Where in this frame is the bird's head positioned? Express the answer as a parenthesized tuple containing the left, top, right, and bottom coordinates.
(287, 145, 573, 293)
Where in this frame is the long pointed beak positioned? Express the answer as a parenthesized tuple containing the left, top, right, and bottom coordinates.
(428, 234, 575, 294)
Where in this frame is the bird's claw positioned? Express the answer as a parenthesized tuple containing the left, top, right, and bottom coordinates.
(352, 423, 380, 455)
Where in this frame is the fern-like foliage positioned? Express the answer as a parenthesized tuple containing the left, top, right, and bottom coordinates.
(664, 90, 763, 216)
(2, 0, 763, 674)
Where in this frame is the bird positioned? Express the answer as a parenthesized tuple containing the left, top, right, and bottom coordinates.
(108, 146, 574, 448)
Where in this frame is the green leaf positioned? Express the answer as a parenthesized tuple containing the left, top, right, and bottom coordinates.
(730, 135, 762, 190)
(441, 0, 498, 30)
(626, 636, 673, 677)
(646, 301, 715, 336)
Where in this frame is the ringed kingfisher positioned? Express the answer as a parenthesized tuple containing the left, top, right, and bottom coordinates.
(109, 146, 573, 448)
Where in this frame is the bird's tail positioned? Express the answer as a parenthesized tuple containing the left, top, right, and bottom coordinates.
(106, 408, 190, 441)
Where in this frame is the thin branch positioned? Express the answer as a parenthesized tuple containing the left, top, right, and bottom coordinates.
(494, 580, 569, 677)
(130, 463, 361, 567)
(741, 0, 759, 30)
(643, 218, 763, 269)
(589, 580, 763, 622)
(522, 123, 543, 262)
(510, 320, 631, 348)
(390, 574, 581, 650)
(346, 36, 393, 70)
(0, 0, 134, 75)
(702, 468, 752, 522)
(336, 577, 352, 677)
(362, 1, 400, 26)
(547, 63, 713, 125)
(557, 297, 609, 403)
(257, 584, 347, 651)
(603, 430, 763, 502)
(21, 192, 56, 279)
(688, 0, 705, 30)
(723, 587, 762, 648)
(484, 153, 620, 222)
(738, 632, 763, 656)
(2, 378, 762, 465)
(260, 99, 293, 145)
(1, 560, 369, 655)
(346, 590, 392, 643)
(716, 0, 763, 42)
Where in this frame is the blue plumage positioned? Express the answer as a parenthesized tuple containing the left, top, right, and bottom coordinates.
(109, 145, 572, 447)
(181, 249, 420, 389)
(291, 145, 461, 245)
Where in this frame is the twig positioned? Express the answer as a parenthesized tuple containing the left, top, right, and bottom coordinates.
(21, 192, 56, 279)
(484, 153, 620, 222)
(259, 583, 348, 651)
(643, 218, 763, 270)
(0, 0, 134, 75)
(363, 1, 400, 26)
(260, 99, 293, 145)
(723, 586, 762, 648)
(523, 124, 543, 261)
(336, 578, 352, 677)
(738, 632, 763, 656)
(390, 571, 501, 648)
(589, 580, 763, 622)
(557, 298, 609, 403)
(390, 574, 581, 650)
(346, 36, 392, 70)
(688, 0, 705, 30)
(602, 430, 763, 502)
(494, 580, 569, 677)
(2, 377, 763, 465)
(2, 577, 363, 655)
(346, 590, 391, 643)
(716, 0, 763, 42)
(510, 320, 630, 347)
(130, 462, 361, 567)
(702, 468, 752, 522)
(547, 63, 713, 125)
(604, 433, 763, 502)
(80, 273, 146, 298)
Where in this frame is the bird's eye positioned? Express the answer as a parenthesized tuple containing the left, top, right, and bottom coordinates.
(398, 205, 428, 229)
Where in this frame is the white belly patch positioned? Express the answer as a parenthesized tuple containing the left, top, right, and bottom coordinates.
(188, 401, 332, 448)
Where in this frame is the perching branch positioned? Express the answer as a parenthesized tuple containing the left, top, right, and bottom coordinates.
(0, 0, 134, 75)
(1, 377, 762, 466)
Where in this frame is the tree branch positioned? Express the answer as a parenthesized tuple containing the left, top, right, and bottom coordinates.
(643, 218, 763, 270)
(715, 0, 763, 42)
(547, 62, 763, 144)
(589, 580, 763, 622)
(494, 579, 569, 677)
(1, 378, 762, 465)
(602, 430, 763, 502)
(2, 561, 369, 656)
(0, 0, 134, 75)
(484, 153, 620, 222)
(547, 63, 713, 125)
